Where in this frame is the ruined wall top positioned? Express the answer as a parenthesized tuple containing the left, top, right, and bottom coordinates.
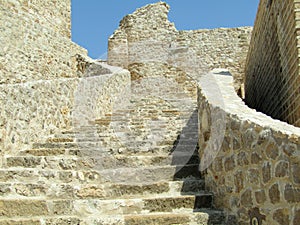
(108, 2, 252, 93)
(117, 2, 177, 42)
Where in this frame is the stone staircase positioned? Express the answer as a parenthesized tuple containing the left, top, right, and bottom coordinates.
(0, 67, 226, 224)
(0, 130, 225, 224)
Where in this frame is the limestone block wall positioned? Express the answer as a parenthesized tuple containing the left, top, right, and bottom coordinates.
(0, 0, 132, 153)
(198, 70, 300, 224)
(108, 2, 252, 93)
(0, 65, 131, 155)
(245, 0, 300, 127)
(0, 0, 87, 84)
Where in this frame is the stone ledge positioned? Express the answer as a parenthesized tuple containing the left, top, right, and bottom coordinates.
(198, 68, 300, 137)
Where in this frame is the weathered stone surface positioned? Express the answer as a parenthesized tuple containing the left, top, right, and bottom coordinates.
(265, 142, 279, 160)
(224, 155, 235, 172)
(198, 71, 300, 225)
(0, 220, 41, 225)
(245, 0, 300, 127)
(275, 161, 289, 177)
(234, 171, 244, 193)
(76, 185, 106, 198)
(49, 200, 74, 215)
(273, 208, 289, 225)
(294, 208, 300, 225)
(255, 190, 266, 204)
(213, 157, 223, 172)
(143, 196, 195, 212)
(240, 189, 253, 207)
(262, 162, 271, 184)
(269, 183, 280, 204)
(284, 184, 300, 203)
(237, 152, 249, 166)
(251, 152, 262, 164)
(291, 163, 300, 184)
(247, 169, 260, 184)
(0, 199, 48, 217)
(0, 184, 10, 196)
(124, 213, 190, 225)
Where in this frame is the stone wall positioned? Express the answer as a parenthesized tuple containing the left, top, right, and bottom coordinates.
(0, 63, 130, 155)
(198, 69, 300, 225)
(108, 2, 252, 93)
(0, 0, 87, 84)
(245, 0, 300, 127)
(0, 0, 132, 153)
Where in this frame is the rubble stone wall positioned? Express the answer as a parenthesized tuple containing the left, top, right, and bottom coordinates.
(0, 67, 131, 155)
(0, 0, 87, 84)
(0, 0, 131, 153)
(108, 2, 252, 93)
(198, 70, 300, 225)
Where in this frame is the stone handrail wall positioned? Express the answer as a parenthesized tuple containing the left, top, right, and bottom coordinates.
(0, 64, 131, 155)
(198, 69, 300, 224)
(108, 2, 252, 93)
(245, 0, 300, 127)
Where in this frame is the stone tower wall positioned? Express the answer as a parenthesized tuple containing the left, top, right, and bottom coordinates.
(0, 0, 87, 84)
(0, 0, 132, 154)
(245, 0, 300, 127)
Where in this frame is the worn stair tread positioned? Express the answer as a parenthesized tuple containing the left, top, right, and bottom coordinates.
(0, 216, 81, 225)
(73, 194, 213, 215)
(123, 210, 225, 225)
(0, 179, 206, 199)
(6, 153, 199, 170)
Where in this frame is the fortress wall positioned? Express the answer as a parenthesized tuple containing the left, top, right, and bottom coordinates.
(108, 2, 252, 93)
(198, 70, 300, 224)
(0, 0, 87, 84)
(0, 0, 132, 153)
(245, 0, 300, 127)
(0, 68, 131, 155)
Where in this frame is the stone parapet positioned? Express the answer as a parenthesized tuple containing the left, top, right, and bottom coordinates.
(198, 69, 300, 224)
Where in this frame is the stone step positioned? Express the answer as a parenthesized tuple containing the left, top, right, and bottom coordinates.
(31, 141, 182, 155)
(99, 164, 201, 183)
(0, 163, 201, 184)
(17, 149, 200, 165)
(0, 198, 74, 217)
(0, 217, 81, 225)
(74, 194, 213, 216)
(0, 168, 102, 184)
(6, 153, 199, 170)
(32, 142, 79, 149)
(47, 137, 75, 143)
(0, 180, 205, 199)
(20, 148, 80, 156)
(20, 144, 197, 158)
(0, 194, 213, 218)
(123, 210, 226, 225)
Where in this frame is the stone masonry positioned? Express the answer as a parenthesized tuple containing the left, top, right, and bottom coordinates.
(0, 0, 92, 154)
(198, 69, 300, 225)
(245, 0, 300, 127)
(1, 0, 300, 224)
(108, 2, 252, 94)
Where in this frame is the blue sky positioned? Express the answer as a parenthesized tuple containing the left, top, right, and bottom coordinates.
(71, 0, 260, 59)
